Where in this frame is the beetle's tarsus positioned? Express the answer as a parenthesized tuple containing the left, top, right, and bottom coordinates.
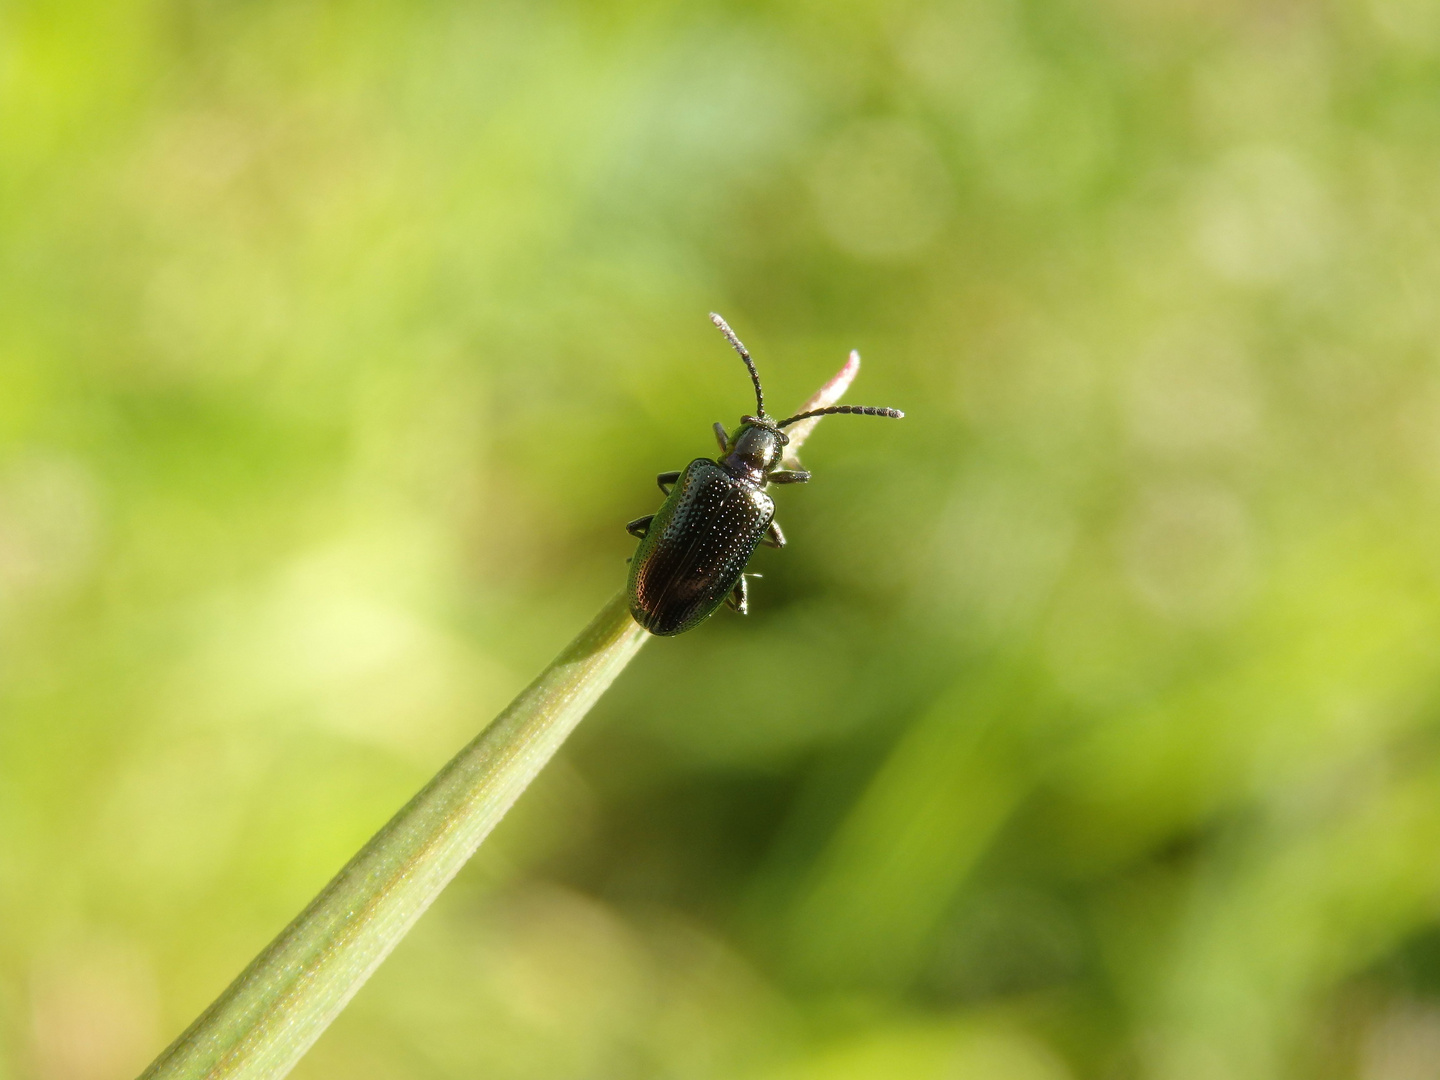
(626, 515, 654, 539)
(656, 470, 681, 495)
(762, 520, 786, 548)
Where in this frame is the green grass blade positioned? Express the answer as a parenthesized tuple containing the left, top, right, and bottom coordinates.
(138, 591, 648, 1080)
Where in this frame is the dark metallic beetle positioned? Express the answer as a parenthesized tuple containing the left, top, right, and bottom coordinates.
(626, 314, 904, 636)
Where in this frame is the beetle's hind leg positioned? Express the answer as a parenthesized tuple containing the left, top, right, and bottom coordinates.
(626, 515, 654, 539)
(656, 470, 681, 495)
(727, 572, 763, 613)
(761, 520, 786, 548)
(726, 574, 750, 614)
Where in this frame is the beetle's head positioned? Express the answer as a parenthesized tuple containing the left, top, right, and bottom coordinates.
(706, 312, 905, 482)
(720, 416, 788, 481)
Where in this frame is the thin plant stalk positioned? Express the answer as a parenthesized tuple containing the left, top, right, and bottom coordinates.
(138, 349, 863, 1080)
(140, 592, 647, 1079)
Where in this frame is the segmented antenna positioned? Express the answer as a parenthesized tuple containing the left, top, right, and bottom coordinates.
(709, 313, 766, 419)
(778, 404, 905, 427)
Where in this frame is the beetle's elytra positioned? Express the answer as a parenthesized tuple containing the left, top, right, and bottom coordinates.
(625, 314, 904, 636)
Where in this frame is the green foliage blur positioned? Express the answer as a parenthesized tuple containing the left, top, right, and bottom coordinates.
(5, 0, 1440, 1076)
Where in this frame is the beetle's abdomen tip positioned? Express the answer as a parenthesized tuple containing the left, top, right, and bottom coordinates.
(628, 602, 686, 637)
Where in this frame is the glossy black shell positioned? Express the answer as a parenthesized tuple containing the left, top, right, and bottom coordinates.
(627, 459, 775, 636)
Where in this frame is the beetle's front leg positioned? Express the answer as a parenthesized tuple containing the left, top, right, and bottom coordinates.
(761, 520, 786, 548)
(626, 515, 654, 539)
(713, 422, 730, 453)
(656, 470, 682, 495)
(767, 470, 811, 485)
(725, 574, 749, 614)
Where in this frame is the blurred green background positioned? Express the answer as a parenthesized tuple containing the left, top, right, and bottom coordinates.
(5, 0, 1440, 1077)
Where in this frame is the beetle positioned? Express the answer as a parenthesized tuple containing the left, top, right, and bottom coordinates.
(625, 313, 904, 636)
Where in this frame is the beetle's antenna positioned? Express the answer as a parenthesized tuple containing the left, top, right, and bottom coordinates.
(709, 313, 766, 419)
(777, 404, 904, 427)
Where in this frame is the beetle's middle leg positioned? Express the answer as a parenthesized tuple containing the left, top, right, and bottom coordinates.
(626, 515, 654, 539)
(768, 470, 811, 485)
(761, 520, 786, 548)
(656, 470, 682, 495)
